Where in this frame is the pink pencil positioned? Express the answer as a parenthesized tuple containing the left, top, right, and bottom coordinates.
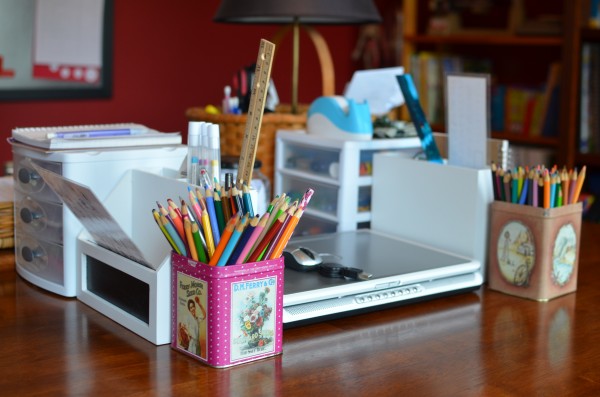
(236, 212, 270, 264)
(188, 188, 203, 221)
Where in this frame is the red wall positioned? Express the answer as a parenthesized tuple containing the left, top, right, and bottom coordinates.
(0, 0, 361, 171)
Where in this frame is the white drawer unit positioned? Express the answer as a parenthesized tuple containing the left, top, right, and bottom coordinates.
(274, 130, 421, 234)
(11, 143, 186, 297)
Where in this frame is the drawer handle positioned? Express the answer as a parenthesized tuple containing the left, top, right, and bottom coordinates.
(18, 168, 41, 185)
(20, 208, 43, 224)
(21, 246, 44, 262)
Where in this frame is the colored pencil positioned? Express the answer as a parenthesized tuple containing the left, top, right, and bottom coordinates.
(246, 212, 286, 263)
(518, 176, 529, 205)
(220, 186, 232, 223)
(269, 208, 303, 259)
(226, 215, 259, 265)
(204, 192, 221, 245)
(216, 216, 247, 267)
(184, 218, 198, 261)
(242, 184, 254, 217)
(232, 186, 244, 215)
(191, 220, 207, 263)
(167, 204, 186, 245)
(188, 188, 203, 221)
(159, 212, 186, 256)
(213, 189, 226, 234)
(543, 170, 551, 209)
(236, 213, 269, 265)
(503, 171, 512, 203)
(208, 214, 238, 266)
(263, 204, 296, 260)
(152, 209, 181, 254)
(201, 209, 215, 258)
(572, 165, 586, 204)
(568, 169, 577, 204)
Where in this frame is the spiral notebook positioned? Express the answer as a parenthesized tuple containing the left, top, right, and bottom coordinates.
(11, 123, 182, 150)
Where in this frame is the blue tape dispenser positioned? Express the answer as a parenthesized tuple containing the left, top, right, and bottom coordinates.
(307, 96, 373, 140)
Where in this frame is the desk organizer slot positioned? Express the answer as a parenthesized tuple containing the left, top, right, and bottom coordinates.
(86, 256, 150, 324)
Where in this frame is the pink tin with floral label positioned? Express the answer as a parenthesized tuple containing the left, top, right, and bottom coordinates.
(170, 252, 284, 367)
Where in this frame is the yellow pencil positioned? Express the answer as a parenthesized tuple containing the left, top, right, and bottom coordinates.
(201, 209, 215, 258)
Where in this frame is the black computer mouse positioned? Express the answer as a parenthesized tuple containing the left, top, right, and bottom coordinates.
(283, 246, 323, 272)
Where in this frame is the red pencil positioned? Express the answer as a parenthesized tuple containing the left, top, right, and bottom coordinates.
(246, 212, 286, 263)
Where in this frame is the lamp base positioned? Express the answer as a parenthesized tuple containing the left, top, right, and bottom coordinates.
(271, 24, 335, 114)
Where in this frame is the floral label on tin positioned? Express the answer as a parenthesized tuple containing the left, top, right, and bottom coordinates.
(230, 277, 277, 362)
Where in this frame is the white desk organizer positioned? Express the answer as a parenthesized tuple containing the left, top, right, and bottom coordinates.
(371, 153, 494, 278)
(12, 142, 186, 297)
(77, 170, 190, 345)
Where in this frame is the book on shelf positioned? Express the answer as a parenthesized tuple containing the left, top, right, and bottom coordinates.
(537, 62, 561, 138)
(490, 62, 560, 137)
(580, 43, 600, 154)
(11, 123, 182, 150)
(409, 52, 493, 128)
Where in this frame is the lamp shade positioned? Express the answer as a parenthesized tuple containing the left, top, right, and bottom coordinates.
(214, 0, 382, 25)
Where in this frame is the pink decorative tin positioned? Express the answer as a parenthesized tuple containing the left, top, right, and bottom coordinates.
(170, 252, 284, 367)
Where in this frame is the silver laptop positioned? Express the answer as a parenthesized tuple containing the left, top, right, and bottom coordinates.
(282, 229, 482, 326)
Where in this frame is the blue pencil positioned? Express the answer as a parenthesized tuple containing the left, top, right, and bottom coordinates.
(242, 184, 254, 218)
(226, 215, 258, 265)
(518, 177, 529, 205)
(161, 214, 187, 256)
(204, 194, 221, 246)
(550, 175, 557, 208)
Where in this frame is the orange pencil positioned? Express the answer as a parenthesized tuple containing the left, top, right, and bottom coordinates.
(208, 213, 239, 266)
(543, 170, 551, 209)
(572, 165, 586, 204)
(269, 208, 303, 259)
(263, 204, 297, 260)
(167, 204, 185, 241)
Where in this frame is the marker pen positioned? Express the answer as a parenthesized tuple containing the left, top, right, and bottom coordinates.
(207, 123, 221, 185)
(200, 123, 209, 176)
(187, 122, 203, 185)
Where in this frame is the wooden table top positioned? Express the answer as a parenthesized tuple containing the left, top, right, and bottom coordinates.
(1, 223, 599, 396)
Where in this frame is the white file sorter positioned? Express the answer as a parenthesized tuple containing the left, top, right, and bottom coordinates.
(76, 170, 190, 345)
(371, 153, 494, 279)
(29, 166, 189, 345)
(12, 142, 186, 297)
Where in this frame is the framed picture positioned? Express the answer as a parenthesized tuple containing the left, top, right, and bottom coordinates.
(0, 0, 113, 100)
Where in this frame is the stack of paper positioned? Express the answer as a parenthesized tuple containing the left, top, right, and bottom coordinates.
(11, 123, 182, 150)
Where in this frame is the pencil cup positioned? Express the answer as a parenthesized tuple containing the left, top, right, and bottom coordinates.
(487, 201, 582, 301)
(170, 252, 284, 368)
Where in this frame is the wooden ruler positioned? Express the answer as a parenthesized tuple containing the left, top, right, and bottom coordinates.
(236, 39, 276, 189)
